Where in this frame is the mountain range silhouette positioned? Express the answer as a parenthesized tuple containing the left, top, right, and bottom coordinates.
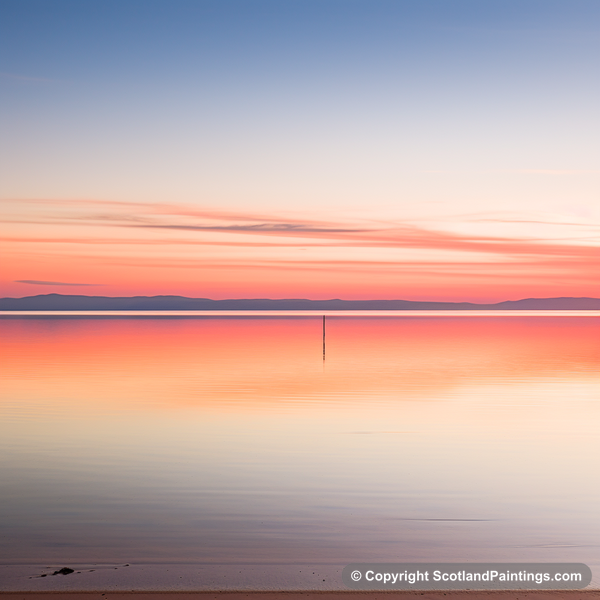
(1, 294, 599, 310)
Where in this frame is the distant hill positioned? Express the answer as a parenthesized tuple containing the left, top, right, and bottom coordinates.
(1, 294, 599, 311)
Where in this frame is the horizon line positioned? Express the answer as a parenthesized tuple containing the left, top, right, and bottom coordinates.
(2, 293, 600, 304)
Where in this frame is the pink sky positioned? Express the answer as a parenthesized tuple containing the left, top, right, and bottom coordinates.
(1, 198, 598, 302)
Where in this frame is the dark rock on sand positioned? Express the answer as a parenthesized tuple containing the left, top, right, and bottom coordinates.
(52, 567, 74, 575)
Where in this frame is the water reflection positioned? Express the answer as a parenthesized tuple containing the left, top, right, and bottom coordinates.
(0, 316, 598, 570)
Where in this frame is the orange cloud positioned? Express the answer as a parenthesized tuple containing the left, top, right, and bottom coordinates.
(1, 199, 598, 301)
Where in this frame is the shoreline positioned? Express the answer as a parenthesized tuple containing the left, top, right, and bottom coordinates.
(2, 592, 600, 599)
(2, 309, 600, 317)
(4, 564, 597, 593)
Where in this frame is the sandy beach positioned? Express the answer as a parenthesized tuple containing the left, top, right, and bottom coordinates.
(2, 591, 600, 600)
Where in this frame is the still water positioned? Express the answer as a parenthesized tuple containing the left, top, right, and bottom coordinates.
(1, 314, 599, 586)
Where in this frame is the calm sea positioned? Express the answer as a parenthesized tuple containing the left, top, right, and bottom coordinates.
(1, 313, 599, 589)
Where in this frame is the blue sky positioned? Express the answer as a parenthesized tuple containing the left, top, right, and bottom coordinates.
(2, 0, 598, 205)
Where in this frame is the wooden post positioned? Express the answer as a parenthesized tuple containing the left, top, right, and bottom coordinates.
(322, 315, 326, 361)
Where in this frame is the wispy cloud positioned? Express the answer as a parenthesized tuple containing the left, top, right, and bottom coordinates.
(58, 254, 595, 287)
(3, 199, 368, 236)
(470, 217, 598, 227)
(418, 169, 600, 176)
(4, 199, 598, 262)
(135, 223, 363, 234)
(515, 169, 600, 175)
(15, 280, 103, 286)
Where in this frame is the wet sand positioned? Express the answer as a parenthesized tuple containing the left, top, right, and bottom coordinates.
(2, 563, 598, 596)
(2, 592, 600, 600)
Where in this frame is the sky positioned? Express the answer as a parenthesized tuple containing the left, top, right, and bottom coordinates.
(1, 0, 598, 302)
